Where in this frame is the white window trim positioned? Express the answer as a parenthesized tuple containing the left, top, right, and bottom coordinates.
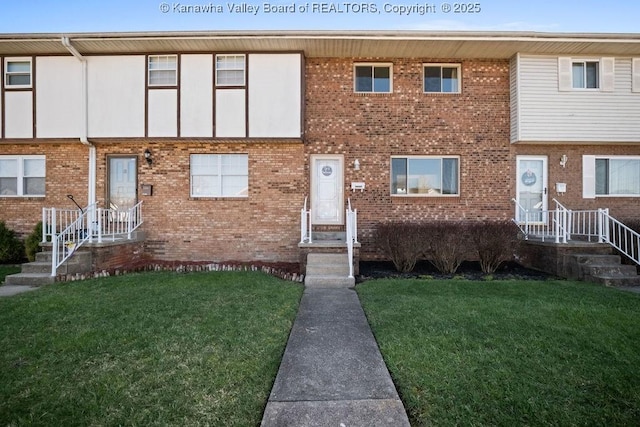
(588, 155, 640, 198)
(215, 54, 246, 87)
(148, 54, 177, 87)
(423, 63, 462, 94)
(0, 155, 45, 197)
(390, 155, 460, 197)
(353, 63, 393, 94)
(190, 154, 249, 198)
(4, 57, 32, 89)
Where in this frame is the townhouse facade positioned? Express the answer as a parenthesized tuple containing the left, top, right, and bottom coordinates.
(1, 31, 639, 268)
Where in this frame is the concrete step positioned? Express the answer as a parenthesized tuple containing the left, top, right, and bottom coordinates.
(306, 263, 351, 276)
(304, 275, 356, 288)
(4, 273, 55, 287)
(312, 231, 346, 242)
(308, 253, 349, 264)
(587, 274, 640, 287)
(20, 261, 53, 274)
(573, 254, 622, 265)
(584, 264, 638, 278)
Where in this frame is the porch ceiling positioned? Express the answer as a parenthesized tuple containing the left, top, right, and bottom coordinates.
(2, 30, 640, 58)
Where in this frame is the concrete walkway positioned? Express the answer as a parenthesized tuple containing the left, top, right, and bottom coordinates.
(0, 284, 39, 297)
(261, 287, 410, 427)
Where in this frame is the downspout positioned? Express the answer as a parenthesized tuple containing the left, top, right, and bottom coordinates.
(61, 36, 96, 209)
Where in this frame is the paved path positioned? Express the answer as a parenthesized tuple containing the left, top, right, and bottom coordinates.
(0, 285, 39, 297)
(262, 287, 410, 427)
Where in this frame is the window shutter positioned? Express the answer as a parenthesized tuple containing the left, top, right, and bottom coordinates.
(582, 155, 596, 199)
(633, 58, 640, 93)
(558, 57, 572, 91)
(600, 57, 615, 92)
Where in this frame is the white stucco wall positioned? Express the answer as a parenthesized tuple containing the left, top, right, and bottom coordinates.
(148, 89, 177, 137)
(180, 54, 213, 137)
(215, 89, 246, 137)
(4, 91, 33, 138)
(35, 56, 83, 138)
(87, 55, 145, 137)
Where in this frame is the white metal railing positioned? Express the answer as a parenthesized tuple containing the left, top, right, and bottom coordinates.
(601, 209, 640, 266)
(50, 202, 97, 276)
(512, 198, 570, 243)
(300, 196, 312, 244)
(45, 201, 143, 276)
(346, 198, 358, 279)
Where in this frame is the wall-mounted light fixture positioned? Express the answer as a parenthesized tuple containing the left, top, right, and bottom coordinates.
(144, 148, 153, 166)
(354, 159, 360, 171)
(560, 154, 568, 168)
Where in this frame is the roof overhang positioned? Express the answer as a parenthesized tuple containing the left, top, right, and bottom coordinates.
(1, 30, 640, 58)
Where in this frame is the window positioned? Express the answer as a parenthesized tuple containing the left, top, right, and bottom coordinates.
(354, 64, 392, 93)
(595, 157, 640, 196)
(391, 156, 459, 196)
(5, 59, 31, 88)
(424, 64, 461, 93)
(148, 55, 177, 86)
(0, 155, 45, 197)
(190, 154, 248, 197)
(572, 61, 599, 89)
(216, 55, 245, 86)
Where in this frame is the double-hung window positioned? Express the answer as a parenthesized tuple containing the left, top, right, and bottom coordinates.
(424, 64, 461, 93)
(595, 157, 640, 196)
(4, 59, 32, 88)
(391, 156, 459, 196)
(216, 54, 246, 86)
(148, 55, 177, 86)
(190, 154, 248, 198)
(354, 64, 392, 93)
(572, 61, 599, 89)
(0, 155, 45, 197)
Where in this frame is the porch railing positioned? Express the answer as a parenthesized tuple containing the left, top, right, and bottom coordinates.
(300, 196, 312, 244)
(513, 199, 640, 266)
(45, 201, 144, 276)
(346, 198, 358, 279)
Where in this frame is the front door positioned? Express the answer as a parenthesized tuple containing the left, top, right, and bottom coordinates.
(107, 156, 137, 212)
(515, 155, 548, 222)
(311, 155, 344, 225)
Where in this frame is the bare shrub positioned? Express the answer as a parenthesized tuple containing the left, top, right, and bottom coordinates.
(375, 222, 427, 273)
(469, 220, 520, 273)
(424, 222, 469, 274)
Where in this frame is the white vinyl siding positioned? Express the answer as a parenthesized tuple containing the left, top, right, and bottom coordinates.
(0, 155, 45, 197)
(510, 55, 520, 143)
(190, 154, 248, 198)
(512, 55, 640, 143)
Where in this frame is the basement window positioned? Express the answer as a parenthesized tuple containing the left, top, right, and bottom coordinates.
(391, 156, 459, 196)
(0, 155, 45, 197)
(190, 154, 248, 198)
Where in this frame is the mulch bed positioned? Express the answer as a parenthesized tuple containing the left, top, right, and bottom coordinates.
(357, 260, 555, 283)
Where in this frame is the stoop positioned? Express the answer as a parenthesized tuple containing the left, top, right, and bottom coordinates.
(567, 254, 640, 287)
(304, 253, 355, 288)
(4, 250, 92, 287)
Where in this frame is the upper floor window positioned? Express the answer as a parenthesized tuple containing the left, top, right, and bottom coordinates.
(424, 64, 461, 93)
(216, 54, 245, 86)
(354, 64, 392, 93)
(148, 55, 177, 86)
(190, 154, 248, 198)
(391, 156, 459, 196)
(0, 155, 45, 197)
(596, 157, 640, 196)
(4, 59, 32, 88)
(572, 61, 599, 89)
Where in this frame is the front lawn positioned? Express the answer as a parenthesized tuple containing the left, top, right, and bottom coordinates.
(0, 271, 302, 426)
(358, 279, 640, 426)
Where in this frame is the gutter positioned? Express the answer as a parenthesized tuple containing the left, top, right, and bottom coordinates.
(61, 36, 96, 208)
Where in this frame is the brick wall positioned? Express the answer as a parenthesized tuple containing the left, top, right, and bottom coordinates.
(0, 142, 89, 238)
(305, 58, 513, 259)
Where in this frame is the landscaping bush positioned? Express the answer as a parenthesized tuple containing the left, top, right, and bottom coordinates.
(423, 222, 469, 274)
(25, 221, 43, 262)
(0, 221, 25, 264)
(375, 222, 428, 272)
(469, 220, 520, 273)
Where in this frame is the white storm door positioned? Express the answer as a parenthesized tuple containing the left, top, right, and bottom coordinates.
(515, 156, 548, 223)
(107, 156, 137, 212)
(311, 155, 344, 225)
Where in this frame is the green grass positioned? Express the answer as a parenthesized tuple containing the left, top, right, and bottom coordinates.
(0, 265, 21, 283)
(357, 279, 640, 426)
(0, 271, 303, 426)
